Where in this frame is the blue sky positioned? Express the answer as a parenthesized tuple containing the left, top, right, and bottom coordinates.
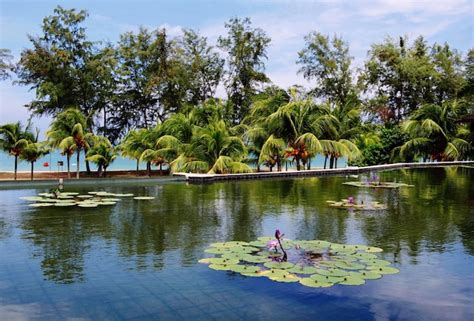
(1, 0, 473, 136)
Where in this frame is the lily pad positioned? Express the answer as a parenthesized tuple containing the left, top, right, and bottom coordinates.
(101, 198, 121, 202)
(57, 195, 74, 199)
(353, 253, 378, 260)
(229, 265, 260, 274)
(269, 274, 300, 283)
(240, 254, 270, 263)
(204, 248, 227, 255)
(248, 240, 267, 247)
(133, 196, 155, 200)
(77, 203, 98, 208)
(349, 271, 382, 280)
(206, 258, 240, 265)
(368, 266, 399, 275)
(77, 195, 94, 199)
(115, 193, 134, 197)
(287, 265, 318, 274)
(29, 203, 54, 207)
(97, 202, 117, 206)
(335, 262, 366, 270)
(339, 276, 366, 285)
(310, 273, 344, 284)
(299, 278, 333, 288)
(54, 203, 77, 207)
(316, 268, 349, 277)
(361, 259, 391, 266)
(366, 246, 383, 253)
(260, 269, 289, 278)
(264, 261, 294, 269)
(209, 264, 233, 271)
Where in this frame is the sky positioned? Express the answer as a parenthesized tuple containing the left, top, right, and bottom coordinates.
(0, 0, 473, 136)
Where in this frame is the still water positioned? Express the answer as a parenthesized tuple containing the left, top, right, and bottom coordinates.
(0, 167, 473, 321)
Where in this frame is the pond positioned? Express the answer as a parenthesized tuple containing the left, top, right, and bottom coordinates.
(0, 167, 473, 321)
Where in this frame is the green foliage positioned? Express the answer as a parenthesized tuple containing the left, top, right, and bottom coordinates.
(360, 36, 466, 123)
(0, 48, 13, 80)
(86, 136, 116, 176)
(297, 32, 356, 105)
(350, 125, 408, 166)
(0, 122, 36, 179)
(218, 17, 271, 123)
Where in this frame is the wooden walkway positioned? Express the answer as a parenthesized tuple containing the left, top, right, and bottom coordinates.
(174, 161, 474, 183)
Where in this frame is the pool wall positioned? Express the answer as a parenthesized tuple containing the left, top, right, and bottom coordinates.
(175, 161, 474, 183)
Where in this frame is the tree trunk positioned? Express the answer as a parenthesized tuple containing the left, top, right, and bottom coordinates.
(146, 161, 151, 176)
(269, 165, 273, 172)
(30, 161, 34, 181)
(103, 166, 107, 177)
(257, 164, 260, 172)
(159, 163, 163, 175)
(76, 150, 80, 179)
(324, 155, 328, 169)
(103, 105, 107, 137)
(85, 150, 91, 174)
(307, 158, 311, 170)
(296, 157, 301, 171)
(136, 159, 139, 172)
(335, 157, 338, 169)
(329, 155, 334, 169)
(14, 155, 18, 180)
(67, 154, 71, 178)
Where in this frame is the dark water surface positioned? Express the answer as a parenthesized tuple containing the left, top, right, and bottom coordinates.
(0, 167, 473, 321)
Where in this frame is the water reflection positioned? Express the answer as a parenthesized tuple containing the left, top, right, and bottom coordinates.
(9, 167, 473, 284)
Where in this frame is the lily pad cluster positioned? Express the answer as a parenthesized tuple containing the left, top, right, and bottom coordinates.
(326, 199, 387, 210)
(199, 237, 399, 288)
(343, 181, 413, 189)
(20, 191, 155, 208)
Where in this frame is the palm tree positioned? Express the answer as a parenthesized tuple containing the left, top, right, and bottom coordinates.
(171, 120, 251, 174)
(59, 123, 93, 179)
(0, 122, 35, 180)
(119, 129, 149, 174)
(265, 94, 323, 170)
(239, 87, 290, 171)
(258, 135, 286, 171)
(57, 139, 76, 178)
(20, 141, 49, 180)
(397, 103, 471, 161)
(315, 100, 362, 169)
(86, 136, 116, 177)
(47, 109, 88, 178)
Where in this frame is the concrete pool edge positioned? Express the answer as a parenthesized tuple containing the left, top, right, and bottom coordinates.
(0, 176, 185, 189)
(174, 161, 474, 183)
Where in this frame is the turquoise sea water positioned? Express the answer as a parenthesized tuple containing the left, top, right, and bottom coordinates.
(0, 167, 472, 320)
(0, 151, 346, 172)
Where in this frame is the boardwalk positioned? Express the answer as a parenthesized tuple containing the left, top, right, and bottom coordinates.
(174, 161, 474, 183)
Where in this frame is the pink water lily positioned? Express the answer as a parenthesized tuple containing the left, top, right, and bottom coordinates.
(267, 240, 279, 251)
(348, 196, 355, 204)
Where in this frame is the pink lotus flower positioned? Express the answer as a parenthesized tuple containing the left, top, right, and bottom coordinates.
(348, 196, 355, 204)
(267, 240, 279, 251)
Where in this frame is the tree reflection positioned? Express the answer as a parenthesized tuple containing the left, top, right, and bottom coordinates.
(16, 167, 473, 283)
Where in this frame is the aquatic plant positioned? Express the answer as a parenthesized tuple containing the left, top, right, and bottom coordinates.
(20, 191, 154, 208)
(343, 181, 413, 188)
(326, 198, 387, 210)
(199, 230, 399, 288)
